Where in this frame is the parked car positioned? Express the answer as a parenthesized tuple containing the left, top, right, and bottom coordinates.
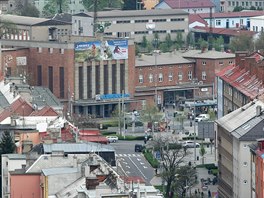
(182, 141, 200, 148)
(135, 144, 144, 152)
(106, 136, 118, 143)
(195, 114, 210, 122)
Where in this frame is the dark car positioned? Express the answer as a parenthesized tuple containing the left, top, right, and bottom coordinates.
(135, 144, 144, 152)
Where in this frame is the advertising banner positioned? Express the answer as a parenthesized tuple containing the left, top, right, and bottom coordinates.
(75, 39, 128, 62)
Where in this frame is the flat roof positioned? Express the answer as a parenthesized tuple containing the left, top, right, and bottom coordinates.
(136, 52, 194, 67)
(181, 50, 235, 59)
(0, 14, 47, 26)
(87, 9, 188, 18)
(2, 154, 26, 160)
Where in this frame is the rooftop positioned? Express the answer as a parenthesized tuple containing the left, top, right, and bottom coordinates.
(198, 10, 264, 19)
(43, 142, 115, 153)
(216, 65, 264, 100)
(180, 49, 235, 59)
(2, 154, 26, 160)
(136, 52, 194, 67)
(87, 9, 188, 18)
(216, 100, 264, 133)
(42, 167, 78, 176)
(158, 0, 215, 8)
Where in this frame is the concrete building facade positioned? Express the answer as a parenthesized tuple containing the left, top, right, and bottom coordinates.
(216, 100, 264, 198)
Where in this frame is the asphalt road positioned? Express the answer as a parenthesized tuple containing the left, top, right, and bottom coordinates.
(110, 140, 155, 185)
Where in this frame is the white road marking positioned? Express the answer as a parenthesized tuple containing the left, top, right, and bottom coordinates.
(140, 162, 145, 165)
(137, 158, 141, 161)
(126, 165, 130, 169)
(143, 166, 148, 169)
(128, 156, 147, 179)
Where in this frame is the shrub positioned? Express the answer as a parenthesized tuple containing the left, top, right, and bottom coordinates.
(144, 150, 159, 168)
(211, 169, 218, 176)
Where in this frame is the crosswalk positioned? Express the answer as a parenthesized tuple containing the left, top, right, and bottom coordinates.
(115, 153, 142, 157)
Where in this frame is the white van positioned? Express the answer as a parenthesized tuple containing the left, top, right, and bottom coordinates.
(195, 114, 210, 122)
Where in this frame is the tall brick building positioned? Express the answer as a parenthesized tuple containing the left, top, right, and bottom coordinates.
(216, 51, 264, 117)
(1, 38, 136, 117)
(135, 49, 235, 108)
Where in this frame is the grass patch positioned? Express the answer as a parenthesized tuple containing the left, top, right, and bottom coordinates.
(144, 150, 159, 168)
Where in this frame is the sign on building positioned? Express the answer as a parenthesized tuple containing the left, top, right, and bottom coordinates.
(74, 39, 128, 61)
(16, 57, 27, 66)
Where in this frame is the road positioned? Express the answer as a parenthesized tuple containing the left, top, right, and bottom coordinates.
(110, 140, 155, 185)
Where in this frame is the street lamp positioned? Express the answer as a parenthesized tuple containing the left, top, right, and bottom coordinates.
(153, 38, 159, 107)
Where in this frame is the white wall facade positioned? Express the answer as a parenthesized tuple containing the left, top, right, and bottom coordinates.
(204, 17, 250, 29)
(1, 155, 26, 198)
(72, 15, 93, 36)
(250, 16, 264, 32)
(232, 139, 252, 198)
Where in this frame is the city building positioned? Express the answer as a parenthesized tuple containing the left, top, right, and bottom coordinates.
(250, 15, 264, 32)
(32, 0, 87, 16)
(216, 100, 264, 198)
(134, 50, 235, 107)
(2, 152, 162, 198)
(0, 14, 72, 41)
(197, 11, 264, 29)
(71, 9, 189, 42)
(155, 0, 216, 14)
(249, 138, 264, 198)
(221, 0, 264, 12)
(216, 51, 264, 118)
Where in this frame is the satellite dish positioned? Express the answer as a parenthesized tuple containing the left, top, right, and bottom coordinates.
(146, 22, 156, 30)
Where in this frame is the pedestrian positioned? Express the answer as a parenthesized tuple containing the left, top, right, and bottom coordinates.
(208, 189, 211, 198)
(155, 168, 158, 175)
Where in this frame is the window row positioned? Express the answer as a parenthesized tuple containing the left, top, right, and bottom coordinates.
(138, 71, 195, 83)
(38, 47, 64, 54)
(115, 18, 185, 24)
(228, 1, 262, 7)
(116, 29, 185, 36)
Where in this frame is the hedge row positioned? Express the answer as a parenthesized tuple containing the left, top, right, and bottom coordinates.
(144, 150, 159, 168)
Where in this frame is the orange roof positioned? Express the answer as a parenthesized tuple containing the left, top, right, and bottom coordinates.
(30, 106, 58, 116)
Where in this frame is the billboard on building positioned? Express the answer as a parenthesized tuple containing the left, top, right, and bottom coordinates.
(74, 39, 128, 61)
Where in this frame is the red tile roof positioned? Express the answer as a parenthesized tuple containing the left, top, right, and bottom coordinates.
(216, 64, 264, 99)
(192, 26, 256, 37)
(198, 11, 264, 19)
(0, 98, 34, 122)
(30, 106, 59, 116)
(163, 0, 215, 8)
(189, 14, 208, 25)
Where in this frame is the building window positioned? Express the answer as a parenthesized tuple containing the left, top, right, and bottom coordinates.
(188, 71, 192, 80)
(38, 47, 42, 53)
(149, 74, 153, 83)
(59, 67, 64, 98)
(116, 20, 130, 24)
(168, 73, 173, 81)
(37, 65, 42, 86)
(153, 19, 166, 22)
(178, 65, 182, 68)
(219, 61, 223, 65)
(202, 61, 206, 65)
(157, 95, 161, 104)
(48, 66, 53, 92)
(243, 162, 248, 166)
(135, 19, 148, 23)
(48, 48, 53, 54)
(216, 20, 221, 26)
(171, 18, 184, 21)
(178, 71, 183, 81)
(60, 49, 64, 54)
(202, 71, 206, 80)
(158, 73, 163, 82)
(229, 61, 233, 64)
(139, 74, 143, 83)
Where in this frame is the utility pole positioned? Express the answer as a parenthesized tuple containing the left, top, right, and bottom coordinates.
(118, 98, 121, 135)
(122, 90, 125, 138)
(193, 78, 198, 164)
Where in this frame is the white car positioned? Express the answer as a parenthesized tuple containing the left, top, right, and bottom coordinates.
(106, 136, 118, 143)
(182, 141, 200, 148)
(195, 114, 210, 122)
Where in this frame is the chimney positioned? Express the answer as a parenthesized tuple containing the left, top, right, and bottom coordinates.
(235, 51, 248, 69)
(256, 105, 262, 116)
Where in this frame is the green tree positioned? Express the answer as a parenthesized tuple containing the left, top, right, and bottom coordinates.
(229, 34, 254, 52)
(42, 0, 69, 17)
(83, 0, 123, 11)
(250, 6, 256, 10)
(186, 32, 195, 49)
(213, 36, 224, 51)
(15, 0, 39, 17)
(0, 131, 16, 154)
(199, 143, 206, 164)
(173, 166, 197, 197)
(255, 32, 264, 51)
(233, 6, 244, 12)
(140, 104, 163, 134)
(152, 33, 160, 49)
(123, 0, 144, 10)
(150, 136, 190, 197)
(197, 37, 208, 50)
(175, 32, 184, 49)
(0, 20, 17, 39)
(141, 35, 148, 50)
